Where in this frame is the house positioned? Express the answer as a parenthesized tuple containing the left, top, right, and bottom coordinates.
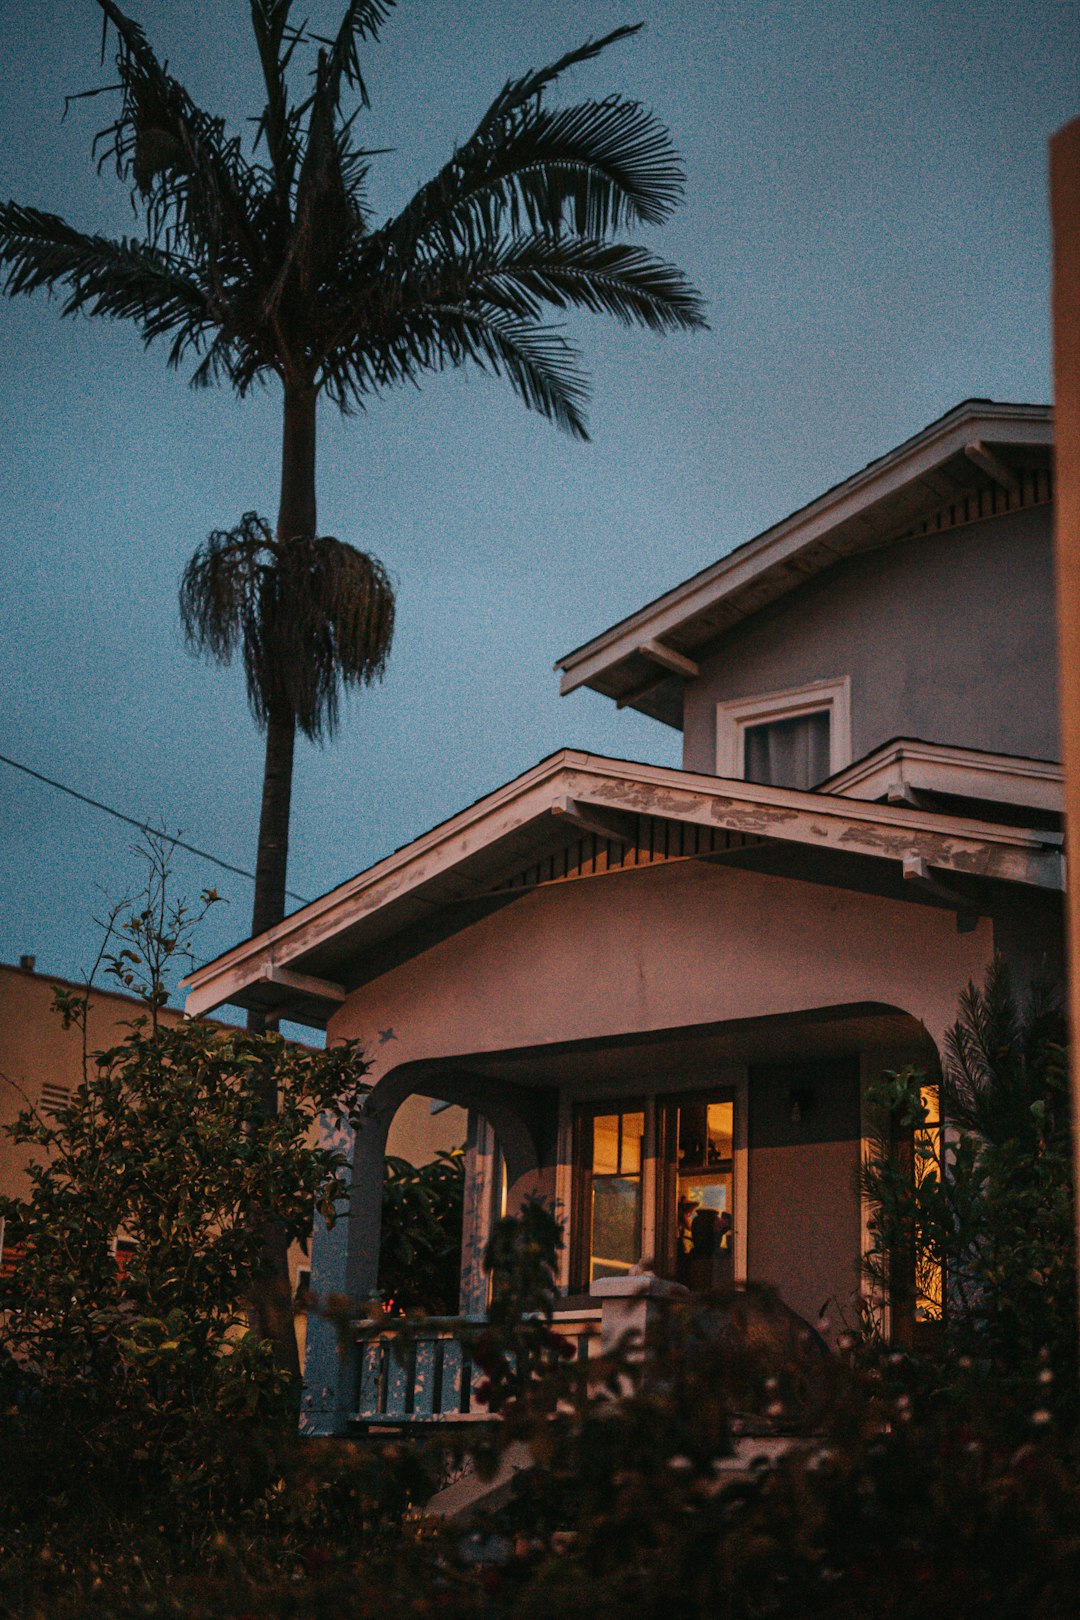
(182, 398, 1063, 1435)
(0, 959, 465, 1363)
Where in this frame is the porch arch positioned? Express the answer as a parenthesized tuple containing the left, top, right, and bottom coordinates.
(340, 1059, 553, 1308)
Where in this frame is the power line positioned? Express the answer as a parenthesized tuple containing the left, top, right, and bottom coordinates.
(0, 750, 311, 905)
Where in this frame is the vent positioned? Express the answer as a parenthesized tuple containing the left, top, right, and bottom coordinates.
(495, 815, 765, 894)
(40, 1082, 71, 1115)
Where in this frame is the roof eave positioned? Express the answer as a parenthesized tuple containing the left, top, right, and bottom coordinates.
(182, 753, 1063, 1025)
(555, 401, 1053, 704)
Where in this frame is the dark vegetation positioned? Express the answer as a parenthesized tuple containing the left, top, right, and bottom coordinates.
(1, 860, 1077, 1617)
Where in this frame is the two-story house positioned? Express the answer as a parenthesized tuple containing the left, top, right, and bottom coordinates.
(183, 398, 1064, 1435)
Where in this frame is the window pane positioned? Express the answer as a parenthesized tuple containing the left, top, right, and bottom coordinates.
(914, 1084, 943, 1321)
(591, 1177, 642, 1280)
(744, 710, 830, 789)
(621, 1111, 645, 1175)
(706, 1102, 733, 1162)
(675, 1171, 734, 1290)
(677, 1101, 707, 1169)
(592, 1114, 620, 1176)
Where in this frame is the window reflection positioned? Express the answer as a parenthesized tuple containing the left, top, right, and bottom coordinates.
(671, 1096, 735, 1291)
(588, 1109, 644, 1282)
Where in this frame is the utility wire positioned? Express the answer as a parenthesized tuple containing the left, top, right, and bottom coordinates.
(0, 750, 311, 905)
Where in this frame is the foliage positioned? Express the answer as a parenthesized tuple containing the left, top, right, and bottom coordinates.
(8, 1204, 1080, 1618)
(861, 958, 1075, 1430)
(378, 1149, 466, 1315)
(0, 3, 706, 430)
(180, 511, 396, 742)
(0, 844, 370, 1538)
(5, 952, 1080, 1615)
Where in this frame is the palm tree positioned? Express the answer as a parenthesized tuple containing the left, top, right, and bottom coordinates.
(0, 0, 706, 943)
(179, 514, 396, 943)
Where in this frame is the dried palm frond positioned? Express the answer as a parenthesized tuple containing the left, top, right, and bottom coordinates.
(180, 513, 395, 740)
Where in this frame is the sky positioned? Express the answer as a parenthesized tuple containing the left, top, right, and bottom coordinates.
(0, 0, 1077, 1030)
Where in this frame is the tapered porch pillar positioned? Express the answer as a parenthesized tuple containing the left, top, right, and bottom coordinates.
(301, 1106, 391, 1437)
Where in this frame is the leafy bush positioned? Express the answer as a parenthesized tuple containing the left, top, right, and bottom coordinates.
(861, 958, 1076, 1431)
(379, 1150, 465, 1315)
(0, 846, 370, 1545)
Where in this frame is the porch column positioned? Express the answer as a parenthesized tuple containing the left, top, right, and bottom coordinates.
(301, 1106, 391, 1437)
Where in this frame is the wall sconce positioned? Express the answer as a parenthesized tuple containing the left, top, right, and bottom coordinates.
(787, 1086, 816, 1126)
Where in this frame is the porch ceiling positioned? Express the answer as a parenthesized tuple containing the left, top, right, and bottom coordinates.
(181, 752, 1062, 1028)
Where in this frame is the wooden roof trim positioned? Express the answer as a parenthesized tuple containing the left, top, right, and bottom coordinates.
(556, 402, 1052, 699)
(181, 751, 1063, 1020)
(825, 739, 1064, 813)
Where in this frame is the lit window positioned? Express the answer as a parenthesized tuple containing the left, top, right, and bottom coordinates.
(913, 1085, 944, 1324)
(579, 1108, 645, 1283)
(663, 1097, 735, 1291)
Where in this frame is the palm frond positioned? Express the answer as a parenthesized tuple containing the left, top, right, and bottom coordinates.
(0, 202, 210, 355)
(941, 957, 1066, 1143)
(249, 0, 305, 195)
(386, 28, 681, 261)
(326, 302, 591, 437)
(95, 0, 269, 278)
(464, 235, 708, 333)
(484, 24, 643, 124)
(181, 515, 396, 739)
(318, 0, 398, 109)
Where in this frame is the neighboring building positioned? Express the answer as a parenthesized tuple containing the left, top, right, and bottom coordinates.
(0, 960, 465, 1347)
(182, 398, 1063, 1434)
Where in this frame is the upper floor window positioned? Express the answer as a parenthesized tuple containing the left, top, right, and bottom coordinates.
(716, 676, 851, 790)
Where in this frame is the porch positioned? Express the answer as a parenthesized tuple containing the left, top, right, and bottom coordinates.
(302, 998, 942, 1435)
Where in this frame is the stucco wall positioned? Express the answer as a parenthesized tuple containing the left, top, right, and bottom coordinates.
(747, 1056, 863, 1331)
(328, 859, 996, 1091)
(681, 505, 1058, 774)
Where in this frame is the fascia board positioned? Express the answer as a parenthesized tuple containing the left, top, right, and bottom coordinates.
(556, 405, 1053, 696)
(828, 740, 1064, 809)
(181, 749, 589, 1012)
(182, 752, 1063, 1019)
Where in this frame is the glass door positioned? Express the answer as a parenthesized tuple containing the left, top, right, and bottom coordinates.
(574, 1105, 646, 1285)
(658, 1094, 735, 1290)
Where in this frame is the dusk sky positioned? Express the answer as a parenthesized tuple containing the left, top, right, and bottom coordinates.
(1, 0, 1077, 1031)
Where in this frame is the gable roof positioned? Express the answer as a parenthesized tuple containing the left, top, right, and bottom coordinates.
(824, 737, 1063, 818)
(556, 400, 1053, 727)
(181, 749, 1062, 1029)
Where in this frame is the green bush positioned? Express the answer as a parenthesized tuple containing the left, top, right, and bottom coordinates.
(861, 958, 1076, 1433)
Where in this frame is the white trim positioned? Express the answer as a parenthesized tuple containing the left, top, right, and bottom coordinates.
(181, 750, 1062, 1021)
(825, 738, 1063, 815)
(716, 676, 852, 783)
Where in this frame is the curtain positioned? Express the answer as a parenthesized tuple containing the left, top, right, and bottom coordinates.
(743, 710, 830, 789)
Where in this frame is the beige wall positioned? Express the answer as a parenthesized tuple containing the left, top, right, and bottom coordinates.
(682, 505, 1058, 775)
(0, 965, 189, 1204)
(329, 859, 995, 1082)
(326, 858, 996, 1321)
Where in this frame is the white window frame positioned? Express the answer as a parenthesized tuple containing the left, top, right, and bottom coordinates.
(716, 675, 852, 784)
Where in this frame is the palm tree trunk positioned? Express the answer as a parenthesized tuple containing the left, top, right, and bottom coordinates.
(249, 381, 317, 944)
(247, 380, 318, 1382)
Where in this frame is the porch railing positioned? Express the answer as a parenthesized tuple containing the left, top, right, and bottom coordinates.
(353, 1309, 600, 1426)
